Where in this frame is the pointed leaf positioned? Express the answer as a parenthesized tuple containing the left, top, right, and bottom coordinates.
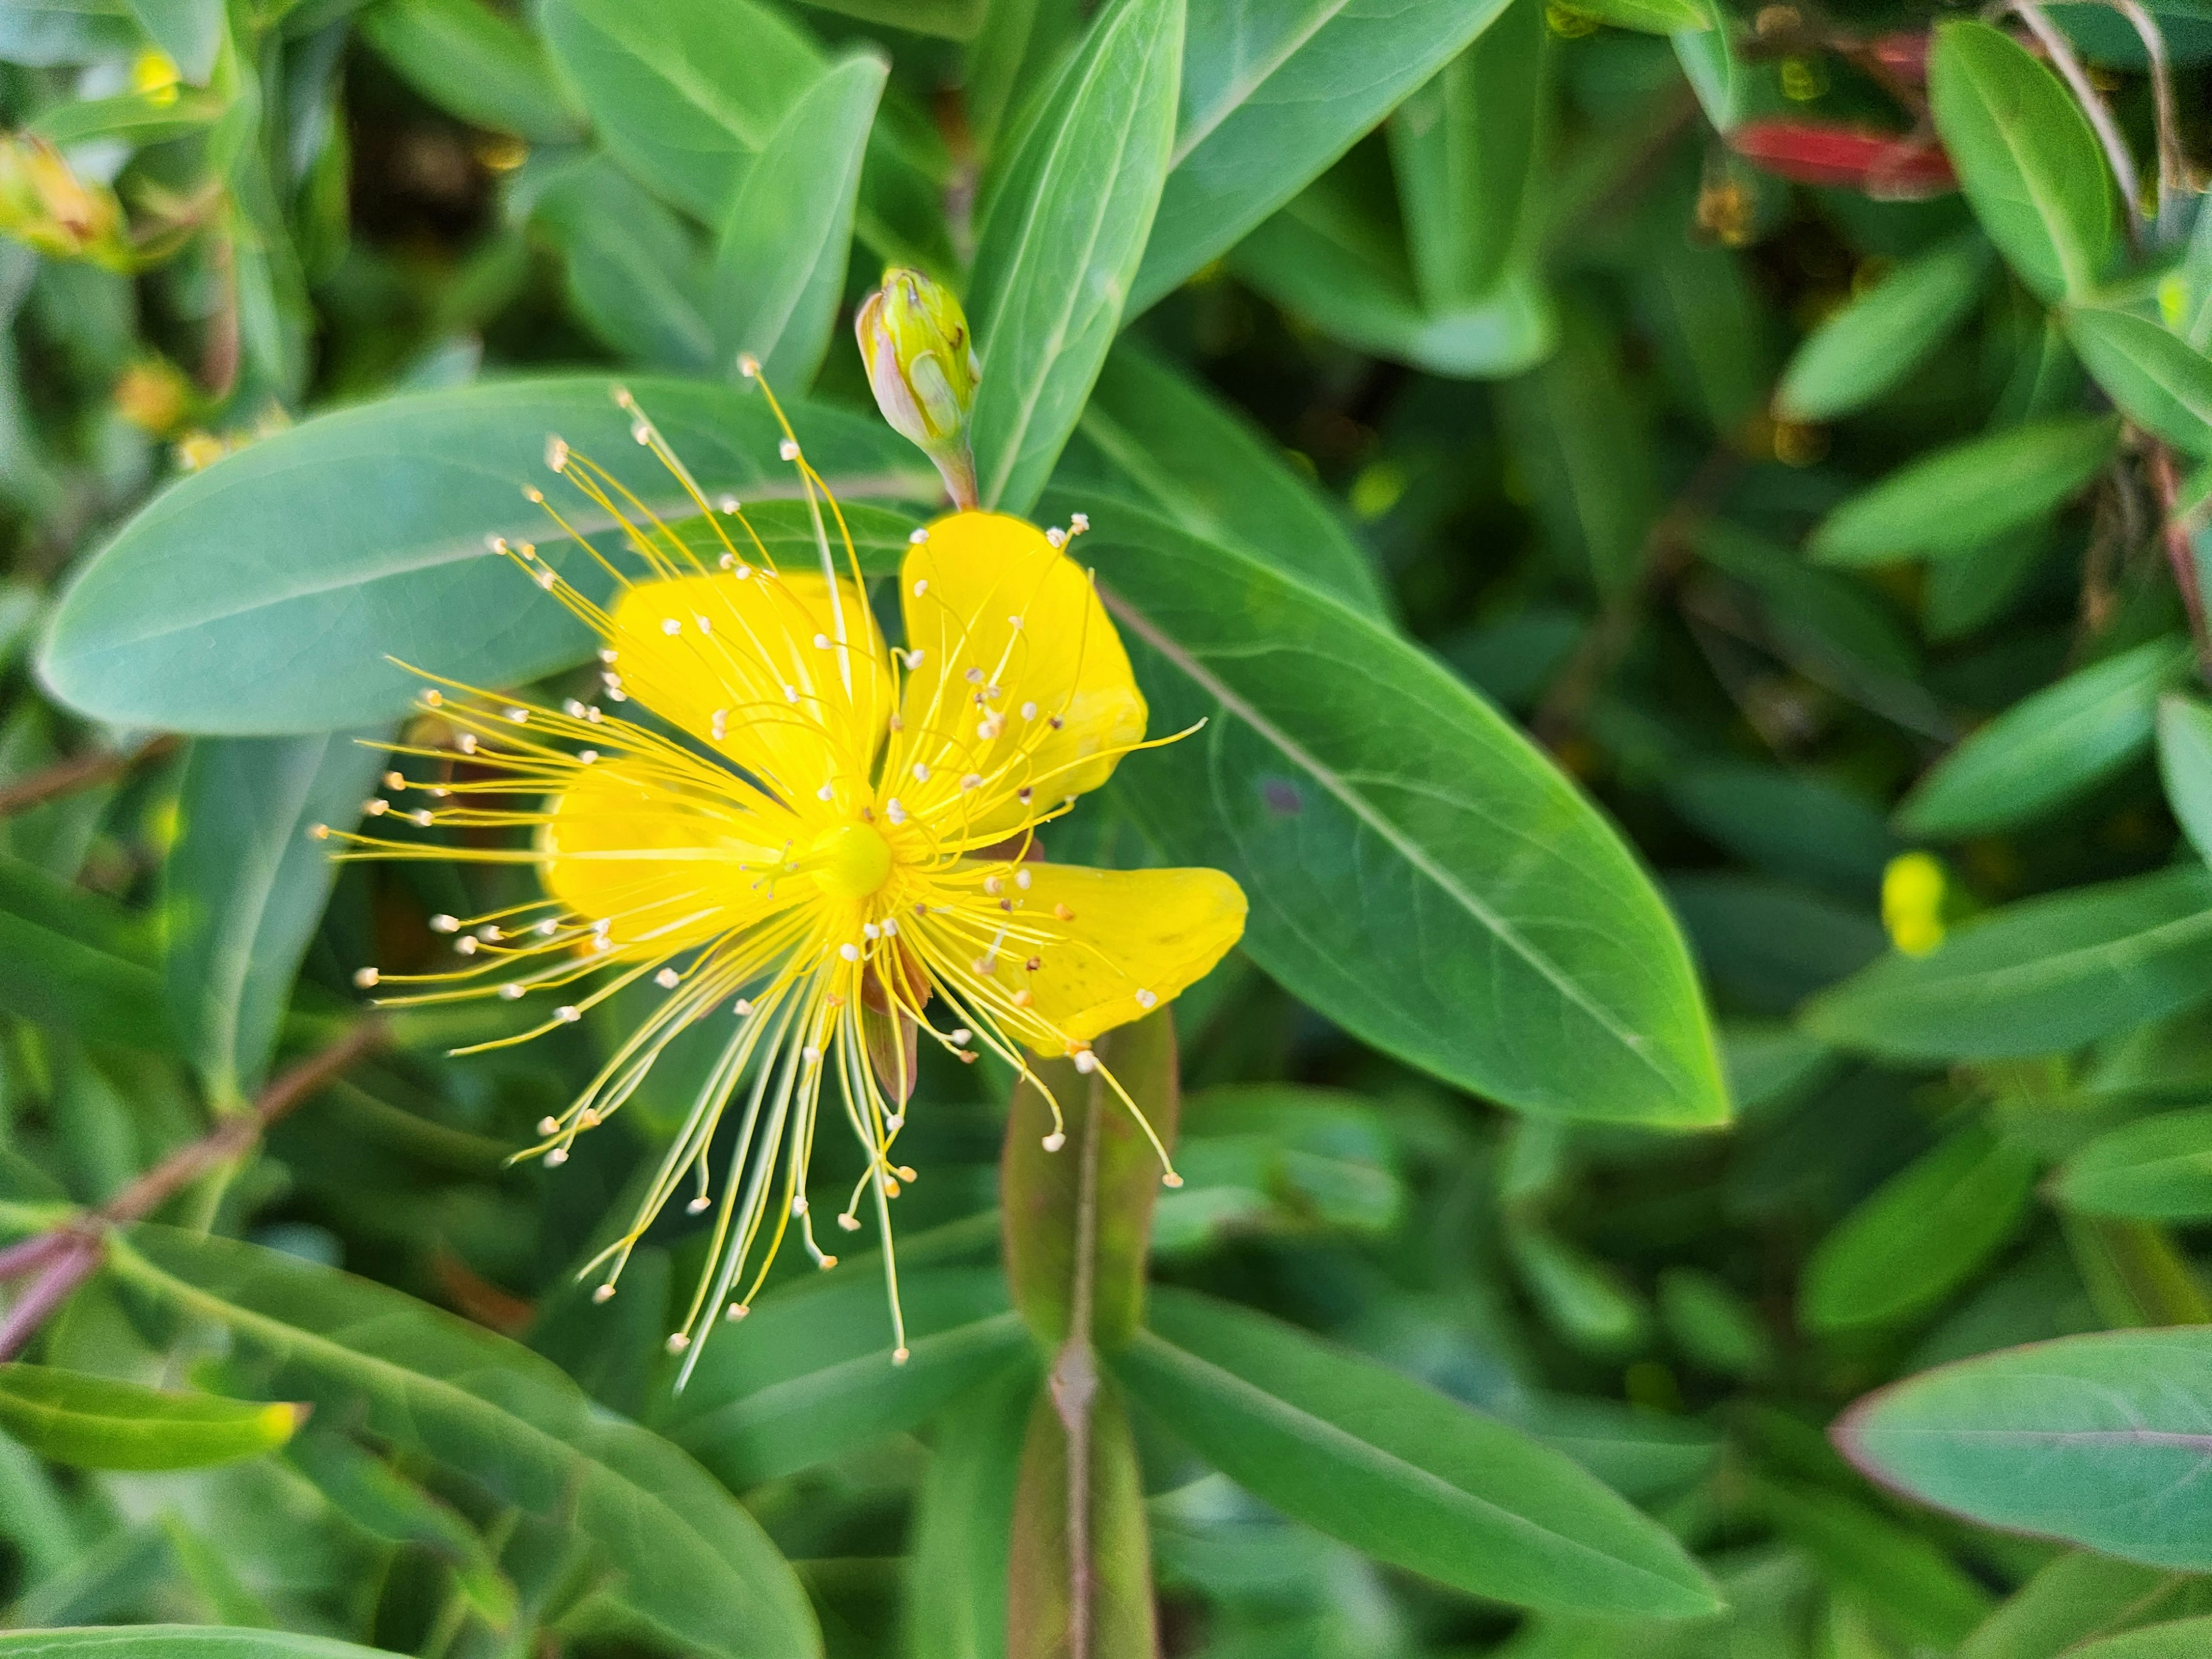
(0, 1364, 304, 1472)
(357, 0, 584, 144)
(2066, 306, 2212, 459)
(1006, 1382, 1154, 1659)
(2054, 1108, 2212, 1221)
(1839, 1327, 2212, 1570)
(0, 1633, 408, 1659)
(711, 53, 887, 389)
(2157, 692, 2212, 865)
(36, 377, 932, 735)
(1089, 508, 1725, 1126)
(968, 0, 1184, 515)
(0, 852, 172, 1052)
(1804, 866, 2212, 1062)
(1775, 235, 1990, 422)
(1128, 0, 1515, 314)
(1115, 1289, 1719, 1617)
(105, 1225, 822, 1659)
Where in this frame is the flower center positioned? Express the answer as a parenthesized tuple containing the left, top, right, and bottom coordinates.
(808, 821, 893, 899)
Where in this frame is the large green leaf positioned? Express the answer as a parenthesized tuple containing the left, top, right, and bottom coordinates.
(164, 732, 387, 1104)
(2065, 306, 2212, 458)
(1897, 636, 2192, 839)
(1114, 1289, 1719, 1616)
(1959, 1552, 2212, 1659)
(531, 154, 714, 373)
(0, 1632, 407, 1658)
(1775, 236, 1990, 422)
(0, 853, 172, 1052)
(1230, 175, 1554, 379)
(710, 52, 885, 390)
(126, 0, 219, 83)
(1128, 0, 1513, 314)
(1809, 415, 2119, 565)
(1839, 1327, 2212, 1569)
(1800, 1127, 2038, 1333)
(656, 1268, 1027, 1488)
(1928, 18, 2114, 302)
(37, 377, 933, 735)
(1088, 508, 1725, 1126)
(904, 1365, 1033, 1659)
(1804, 866, 2212, 1062)
(0, 1365, 304, 1472)
(540, 0, 819, 221)
(356, 0, 584, 145)
(2054, 1108, 2212, 1221)
(104, 1225, 822, 1659)
(2068, 1619, 2212, 1658)
(1389, 0, 1547, 309)
(967, 0, 1183, 516)
(1051, 339, 1387, 618)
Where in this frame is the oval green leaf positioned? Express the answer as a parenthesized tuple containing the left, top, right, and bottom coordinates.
(1810, 414, 2119, 565)
(0, 1631, 408, 1659)
(2157, 691, 2212, 865)
(1929, 18, 2114, 302)
(1897, 635, 2192, 839)
(1114, 1288, 1719, 1616)
(1775, 235, 1990, 423)
(967, 0, 1183, 516)
(36, 377, 933, 735)
(1839, 1327, 2212, 1569)
(1086, 507, 1725, 1127)
(2054, 1107, 2212, 1221)
(2065, 306, 2212, 459)
(0, 1364, 305, 1471)
(1800, 1126, 2037, 1334)
(1804, 866, 2212, 1062)
(0, 853, 173, 1052)
(356, 0, 584, 145)
(2067, 1618, 2212, 1658)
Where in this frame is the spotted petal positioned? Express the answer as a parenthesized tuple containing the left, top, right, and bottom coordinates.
(895, 512, 1145, 846)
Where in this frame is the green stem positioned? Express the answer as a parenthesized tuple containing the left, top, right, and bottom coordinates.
(1048, 1071, 1105, 1659)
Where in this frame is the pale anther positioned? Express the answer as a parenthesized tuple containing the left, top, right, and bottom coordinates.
(555, 1005, 581, 1023)
(545, 1146, 569, 1166)
(778, 439, 800, 461)
(1135, 988, 1158, 1009)
(733, 998, 753, 1016)
(1042, 1132, 1066, 1152)
(593, 1284, 615, 1303)
(354, 967, 379, 988)
(499, 983, 524, 1001)
(665, 1332, 688, 1354)
(726, 1302, 749, 1321)
(1016, 869, 1031, 889)
(430, 914, 459, 933)
(838, 1213, 861, 1232)
(655, 967, 680, 988)
(839, 943, 860, 963)
(687, 1195, 711, 1214)
(365, 798, 388, 816)
(661, 618, 680, 635)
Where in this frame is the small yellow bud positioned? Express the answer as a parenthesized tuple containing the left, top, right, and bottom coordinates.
(1882, 851, 1947, 957)
(855, 266, 980, 508)
(0, 133, 132, 270)
(113, 358, 194, 436)
(130, 48, 180, 108)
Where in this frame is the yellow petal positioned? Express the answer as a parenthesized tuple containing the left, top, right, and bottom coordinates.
(963, 862, 1245, 1048)
(607, 570, 889, 808)
(897, 512, 1145, 844)
(542, 759, 783, 953)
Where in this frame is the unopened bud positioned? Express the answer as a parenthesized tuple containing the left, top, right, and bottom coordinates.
(113, 358, 194, 435)
(0, 134, 131, 270)
(855, 266, 980, 509)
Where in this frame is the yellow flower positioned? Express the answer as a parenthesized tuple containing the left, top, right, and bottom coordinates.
(1882, 851, 1946, 957)
(329, 382, 1245, 1377)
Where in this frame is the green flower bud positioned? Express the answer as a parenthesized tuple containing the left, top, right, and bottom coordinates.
(855, 267, 980, 508)
(0, 133, 131, 270)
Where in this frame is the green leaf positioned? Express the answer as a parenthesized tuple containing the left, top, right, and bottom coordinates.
(802, 0, 985, 37)
(1929, 18, 2114, 302)
(2054, 1108, 2212, 1221)
(1897, 635, 2192, 838)
(1088, 509, 1725, 1126)
(0, 1632, 408, 1658)
(37, 376, 932, 735)
(1809, 415, 2120, 565)
(540, 0, 820, 221)
(531, 154, 714, 372)
(1003, 1011, 1178, 1349)
(2066, 1619, 2212, 1658)
(1503, 309, 1661, 593)
(164, 732, 387, 1104)
(105, 1225, 823, 1659)
(1775, 236, 1990, 422)
(1389, 0, 1547, 308)
(0, 1365, 305, 1472)
(2066, 306, 2212, 458)
(28, 87, 223, 147)
(1800, 1126, 2038, 1333)
(2157, 692, 2212, 864)
(1506, 1219, 1652, 1357)
(904, 1363, 1033, 1659)
(1580, 0, 1709, 33)
(1959, 1551, 2212, 1659)
(1757, 1479, 1994, 1646)
(1006, 1382, 1154, 1659)
(124, 0, 220, 82)
(1128, 0, 1514, 315)
(1672, 20, 1743, 130)
(1115, 1289, 1719, 1616)
(0, 852, 172, 1051)
(967, 0, 1183, 516)
(1838, 1325, 2212, 1569)
(710, 54, 885, 391)
(1052, 339, 1388, 618)
(1230, 175, 1554, 379)
(1804, 865, 2212, 1062)
(1694, 520, 1920, 678)
(657, 1268, 1028, 1488)
(356, 0, 584, 145)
